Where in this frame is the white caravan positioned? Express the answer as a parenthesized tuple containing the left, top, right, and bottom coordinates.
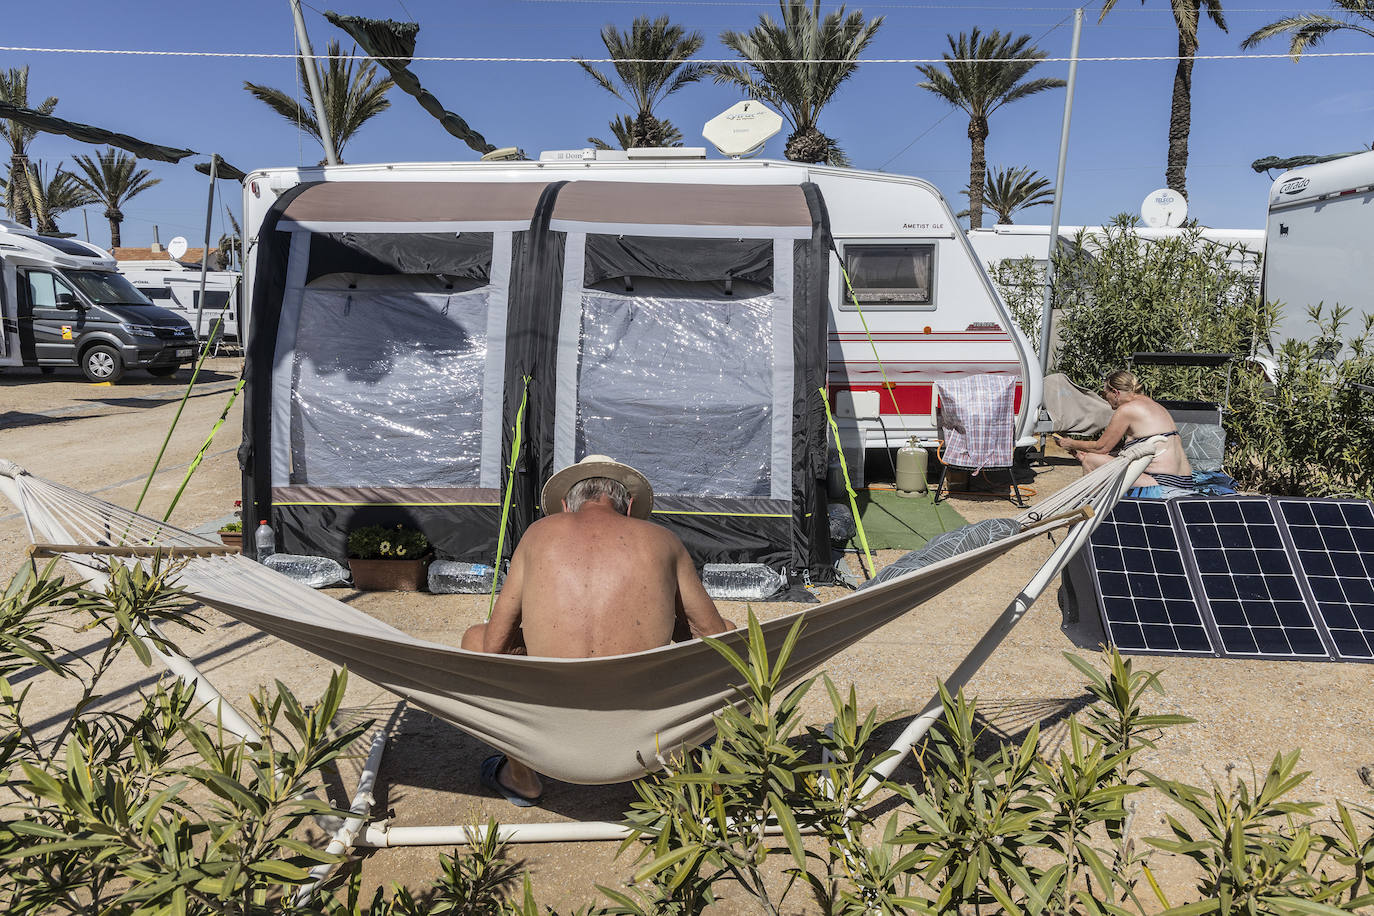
(968, 224, 1265, 275)
(118, 260, 244, 343)
(243, 154, 1042, 467)
(1263, 150, 1374, 347)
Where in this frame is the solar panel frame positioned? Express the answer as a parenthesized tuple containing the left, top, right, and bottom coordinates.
(1171, 496, 1335, 662)
(1085, 498, 1218, 657)
(1277, 498, 1374, 662)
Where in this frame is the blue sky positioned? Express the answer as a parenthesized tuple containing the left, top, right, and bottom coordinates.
(4, 0, 1372, 249)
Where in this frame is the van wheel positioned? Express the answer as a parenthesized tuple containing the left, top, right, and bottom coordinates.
(147, 365, 179, 378)
(82, 345, 124, 383)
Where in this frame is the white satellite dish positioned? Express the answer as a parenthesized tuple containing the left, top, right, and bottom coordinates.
(167, 236, 189, 260)
(1140, 188, 1187, 228)
(703, 100, 784, 159)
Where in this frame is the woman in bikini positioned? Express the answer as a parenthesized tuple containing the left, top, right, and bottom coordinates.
(1052, 369, 1193, 498)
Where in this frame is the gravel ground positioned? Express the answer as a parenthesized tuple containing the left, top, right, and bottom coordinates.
(2, 361, 1371, 913)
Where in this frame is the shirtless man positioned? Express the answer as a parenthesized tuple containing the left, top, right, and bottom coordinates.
(1052, 369, 1193, 495)
(461, 454, 732, 805)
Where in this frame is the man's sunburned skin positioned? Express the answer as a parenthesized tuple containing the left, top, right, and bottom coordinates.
(460, 492, 731, 801)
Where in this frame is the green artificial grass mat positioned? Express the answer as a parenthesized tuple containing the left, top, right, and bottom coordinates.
(845, 487, 968, 551)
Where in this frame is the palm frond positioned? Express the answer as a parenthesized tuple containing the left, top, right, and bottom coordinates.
(580, 15, 704, 143)
(966, 165, 1056, 224)
(1241, 5, 1374, 59)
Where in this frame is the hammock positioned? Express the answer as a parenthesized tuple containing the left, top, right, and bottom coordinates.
(0, 442, 1161, 789)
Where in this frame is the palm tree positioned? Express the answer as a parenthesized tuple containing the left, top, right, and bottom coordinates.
(23, 160, 98, 235)
(578, 16, 704, 150)
(916, 30, 1064, 230)
(711, 0, 883, 165)
(958, 166, 1055, 225)
(1099, 0, 1226, 200)
(1242, 0, 1374, 58)
(244, 40, 393, 163)
(70, 148, 160, 248)
(217, 209, 243, 270)
(0, 66, 58, 228)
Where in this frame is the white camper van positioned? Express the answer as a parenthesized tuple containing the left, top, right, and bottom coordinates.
(0, 221, 197, 382)
(243, 154, 1042, 469)
(117, 260, 244, 344)
(1263, 150, 1374, 348)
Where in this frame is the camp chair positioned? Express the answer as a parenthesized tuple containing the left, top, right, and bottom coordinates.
(933, 373, 1027, 507)
(1128, 352, 1235, 473)
(0, 441, 1161, 868)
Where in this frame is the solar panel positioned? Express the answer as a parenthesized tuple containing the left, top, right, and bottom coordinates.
(1279, 499, 1374, 661)
(1174, 498, 1330, 660)
(1088, 499, 1213, 655)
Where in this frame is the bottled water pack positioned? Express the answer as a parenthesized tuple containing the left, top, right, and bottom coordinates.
(429, 560, 504, 594)
(700, 563, 786, 601)
(264, 553, 349, 589)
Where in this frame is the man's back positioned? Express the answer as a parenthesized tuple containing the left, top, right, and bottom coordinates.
(507, 506, 687, 657)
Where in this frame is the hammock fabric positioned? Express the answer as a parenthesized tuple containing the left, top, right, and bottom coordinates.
(0, 443, 1157, 784)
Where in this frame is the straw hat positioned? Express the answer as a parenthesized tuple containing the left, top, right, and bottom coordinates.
(541, 455, 653, 519)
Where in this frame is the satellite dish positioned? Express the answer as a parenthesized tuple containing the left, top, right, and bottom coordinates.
(1140, 188, 1187, 228)
(167, 236, 189, 260)
(703, 100, 784, 159)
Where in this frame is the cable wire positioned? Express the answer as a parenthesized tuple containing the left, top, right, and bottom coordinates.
(2, 45, 1372, 63)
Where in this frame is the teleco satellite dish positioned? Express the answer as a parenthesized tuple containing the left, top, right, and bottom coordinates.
(167, 236, 189, 260)
(703, 100, 784, 158)
(1140, 188, 1187, 228)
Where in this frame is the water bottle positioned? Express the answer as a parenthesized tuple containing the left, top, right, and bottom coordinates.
(428, 560, 504, 594)
(254, 520, 276, 562)
(263, 554, 348, 589)
(700, 563, 786, 601)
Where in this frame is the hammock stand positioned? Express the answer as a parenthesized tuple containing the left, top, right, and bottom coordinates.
(0, 442, 1161, 859)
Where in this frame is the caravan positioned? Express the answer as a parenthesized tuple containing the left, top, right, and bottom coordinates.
(118, 260, 245, 344)
(0, 220, 197, 382)
(239, 154, 1041, 577)
(1263, 149, 1374, 348)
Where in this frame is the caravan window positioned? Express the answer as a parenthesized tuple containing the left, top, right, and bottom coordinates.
(841, 243, 936, 310)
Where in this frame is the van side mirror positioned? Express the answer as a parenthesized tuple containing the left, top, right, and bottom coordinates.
(56, 292, 81, 310)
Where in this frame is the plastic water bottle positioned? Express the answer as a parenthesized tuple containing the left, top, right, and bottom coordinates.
(700, 563, 786, 601)
(264, 554, 348, 588)
(428, 560, 503, 594)
(254, 520, 276, 562)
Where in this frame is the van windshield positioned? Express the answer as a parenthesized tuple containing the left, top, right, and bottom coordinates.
(62, 270, 155, 306)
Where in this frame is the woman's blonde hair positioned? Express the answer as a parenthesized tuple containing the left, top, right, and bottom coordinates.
(1103, 369, 1144, 395)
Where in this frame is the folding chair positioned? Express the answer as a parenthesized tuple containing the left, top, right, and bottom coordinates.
(932, 373, 1026, 507)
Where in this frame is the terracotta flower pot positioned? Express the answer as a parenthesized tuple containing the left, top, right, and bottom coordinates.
(219, 531, 244, 552)
(348, 557, 429, 591)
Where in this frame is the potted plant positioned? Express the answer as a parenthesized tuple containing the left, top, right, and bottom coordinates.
(347, 524, 431, 591)
(218, 520, 243, 552)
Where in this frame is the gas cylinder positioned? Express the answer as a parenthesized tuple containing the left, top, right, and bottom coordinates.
(895, 438, 929, 497)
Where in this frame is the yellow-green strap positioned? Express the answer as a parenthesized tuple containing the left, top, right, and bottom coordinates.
(489, 376, 530, 619)
(821, 387, 874, 578)
(134, 309, 231, 512)
(162, 375, 246, 522)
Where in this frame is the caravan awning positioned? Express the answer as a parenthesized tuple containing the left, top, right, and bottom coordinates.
(549, 182, 816, 239)
(277, 181, 549, 233)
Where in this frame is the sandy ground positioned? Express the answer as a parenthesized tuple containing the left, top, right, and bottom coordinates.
(2, 359, 1372, 913)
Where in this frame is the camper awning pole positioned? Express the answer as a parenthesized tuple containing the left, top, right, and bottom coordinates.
(288, 0, 339, 167)
(194, 155, 216, 350)
(1038, 7, 1083, 382)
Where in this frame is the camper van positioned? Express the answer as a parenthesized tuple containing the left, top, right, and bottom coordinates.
(118, 260, 244, 343)
(1263, 149, 1374, 348)
(243, 154, 1041, 453)
(0, 220, 197, 382)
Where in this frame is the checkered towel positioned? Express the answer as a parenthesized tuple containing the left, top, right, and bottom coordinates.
(937, 373, 1017, 471)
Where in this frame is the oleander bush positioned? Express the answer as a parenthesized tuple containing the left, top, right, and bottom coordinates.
(5, 569, 1374, 914)
(988, 217, 1374, 498)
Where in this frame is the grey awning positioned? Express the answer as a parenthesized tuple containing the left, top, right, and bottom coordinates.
(549, 182, 815, 238)
(277, 181, 549, 231)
